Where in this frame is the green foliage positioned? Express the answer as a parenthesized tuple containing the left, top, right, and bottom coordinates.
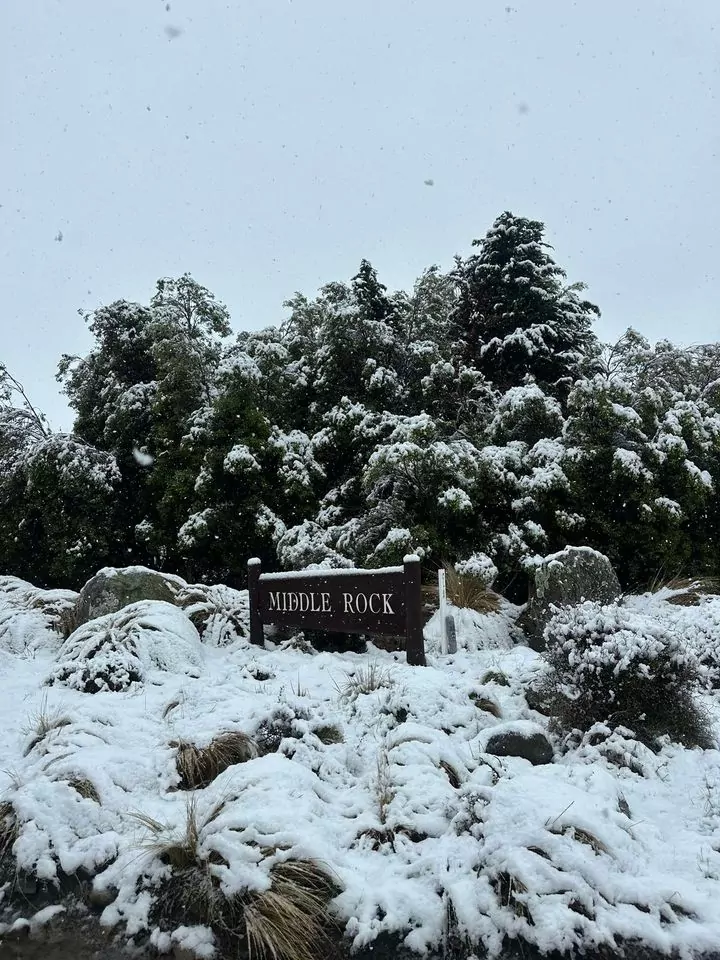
(541, 601, 713, 749)
(3, 214, 720, 594)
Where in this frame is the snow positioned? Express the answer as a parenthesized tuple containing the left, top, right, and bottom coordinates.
(613, 447, 653, 481)
(223, 443, 261, 474)
(260, 565, 402, 580)
(2, 575, 720, 957)
(455, 553, 498, 587)
(437, 487, 473, 512)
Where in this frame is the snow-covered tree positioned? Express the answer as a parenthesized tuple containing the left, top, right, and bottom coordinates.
(0, 367, 121, 586)
(451, 212, 600, 395)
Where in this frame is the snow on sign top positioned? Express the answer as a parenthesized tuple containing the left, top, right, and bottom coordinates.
(247, 557, 426, 665)
(258, 565, 404, 580)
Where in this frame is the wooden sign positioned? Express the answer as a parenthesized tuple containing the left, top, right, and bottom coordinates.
(247, 556, 426, 665)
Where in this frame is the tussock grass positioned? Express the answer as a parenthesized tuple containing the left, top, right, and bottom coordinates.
(173, 732, 259, 790)
(244, 859, 341, 960)
(23, 697, 72, 756)
(289, 675, 309, 698)
(137, 798, 340, 960)
(648, 573, 720, 606)
(469, 691, 502, 718)
(375, 751, 395, 828)
(527, 845, 551, 861)
(481, 670, 509, 686)
(439, 760, 461, 789)
(493, 871, 532, 922)
(314, 725, 344, 745)
(334, 661, 393, 701)
(68, 776, 101, 803)
(0, 800, 18, 859)
(133, 795, 227, 870)
(162, 698, 181, 719)
(549, 823, 610, 856)
(443, 564, 501, 615)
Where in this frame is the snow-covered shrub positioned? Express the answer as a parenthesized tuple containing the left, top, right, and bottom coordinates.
(625, 588, 720, 692)
(48, 601, 202, 693)
(454, 552, 498, 588)
(276, 520, 353, 570)
(174, 582, 250, 646)
(541, 600, 712, 748)
(0, 577, 77, 656)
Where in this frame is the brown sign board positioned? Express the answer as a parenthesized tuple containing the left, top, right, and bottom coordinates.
(248, 557, 426, 665)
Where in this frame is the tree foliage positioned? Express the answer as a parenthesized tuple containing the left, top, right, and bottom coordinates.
(2, 213, 720, 592)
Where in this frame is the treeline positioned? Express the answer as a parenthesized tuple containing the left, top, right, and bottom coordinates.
(2, 211, 720, 594)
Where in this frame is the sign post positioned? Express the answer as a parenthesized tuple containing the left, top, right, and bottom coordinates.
(438, 567, 448, 655)
(247, 555, 426, 666)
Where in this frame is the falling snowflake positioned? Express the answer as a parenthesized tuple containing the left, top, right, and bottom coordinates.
(132, 447, 155, 467)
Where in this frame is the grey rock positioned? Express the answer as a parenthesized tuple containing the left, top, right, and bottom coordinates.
(518, 546, 621, 651)
(87, 885, 118, 909)
(485, 729, 554, 765)
(75, 567, 179, 626)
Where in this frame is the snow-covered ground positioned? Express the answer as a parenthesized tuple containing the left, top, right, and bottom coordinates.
(1, 572, 720, 958)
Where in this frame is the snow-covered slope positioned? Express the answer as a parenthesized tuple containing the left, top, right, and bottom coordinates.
(1, 577, 720, 958)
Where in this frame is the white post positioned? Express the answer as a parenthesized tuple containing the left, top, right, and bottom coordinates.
(438, 567, 448, 655)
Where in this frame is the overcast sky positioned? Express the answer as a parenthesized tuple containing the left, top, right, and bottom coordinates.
(1, 0, 718, 430)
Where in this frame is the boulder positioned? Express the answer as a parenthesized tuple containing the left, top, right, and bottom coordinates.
(75, 566, 181, 626)
(485, 725, 554, 765)
(517, 546, 621, 651)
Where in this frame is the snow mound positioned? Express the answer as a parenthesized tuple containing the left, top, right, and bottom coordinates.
(47, 600, 203, 692)
(2, 574, 720, 958)
(626, 589, 720, 691)
(175, 582, 250, 646)
(0, 576, 77, 657)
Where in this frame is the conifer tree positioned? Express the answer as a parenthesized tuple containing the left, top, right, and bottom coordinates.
(452, 212, 600, 395)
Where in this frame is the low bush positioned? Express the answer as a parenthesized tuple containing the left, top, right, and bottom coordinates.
(47, 601, 202, 693)
(540, 601, 713, 749)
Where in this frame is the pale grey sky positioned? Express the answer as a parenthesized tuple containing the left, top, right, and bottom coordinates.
(1, 0, 718, 430)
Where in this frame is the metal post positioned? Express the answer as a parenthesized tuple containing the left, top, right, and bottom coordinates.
(438, 567, 448, 655)
(404, 555, 426, 666)
(248, 557, 263, 645)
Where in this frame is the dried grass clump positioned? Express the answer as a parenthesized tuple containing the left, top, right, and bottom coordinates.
(162, 698, 181, 719)
(548, 823, 610, 857)
(244, 859, 341, 960)
(23, 699, 72, 756)
(174, 583, 250, 646)
(469, 692, 502, 718)
(314, 725, 344, 745)
(0, 800, 19, 859)
(375, 751, 395, 827)
(439, 760, 461, 789)
(443, 564, 501, 615)
(649, 574, 720, 606)
(68, 776, 101, 803)
(134, 796, 226, 871)
(139, 799, 340, 960)
(334, 661, 393, 701)
(174, 732, 258, 790)
(481, 670, 509, 686)
(493, 871, 532, 922)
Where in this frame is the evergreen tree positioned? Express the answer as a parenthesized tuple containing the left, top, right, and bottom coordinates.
(0, 365, 121, 586)
(452, 212, 600, 395)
